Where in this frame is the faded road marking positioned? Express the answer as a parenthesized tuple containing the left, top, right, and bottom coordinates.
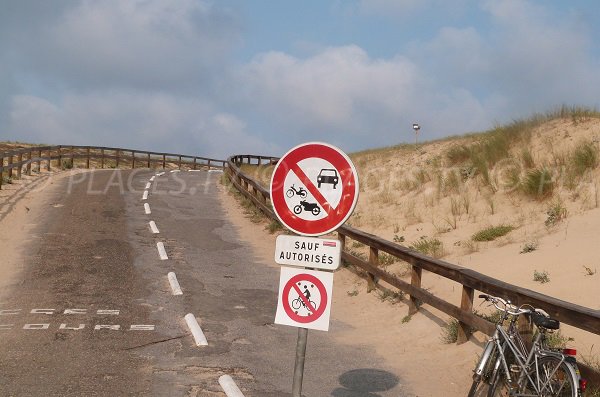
(142, 190, 149, 200)
(144, 203, 151, 214)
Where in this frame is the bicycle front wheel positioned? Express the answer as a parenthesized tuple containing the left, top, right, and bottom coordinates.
(489, 356, 577, 397)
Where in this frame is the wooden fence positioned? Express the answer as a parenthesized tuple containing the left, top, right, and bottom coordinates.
(0, 145, 226, 190)
(226, 154, 600, 346)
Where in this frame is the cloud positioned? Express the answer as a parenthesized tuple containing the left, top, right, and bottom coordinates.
(2, 0, 239, 93)
(8, 92, 278, 159)
(239, 45, 428, 150)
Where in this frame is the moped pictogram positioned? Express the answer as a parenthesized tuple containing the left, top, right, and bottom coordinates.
(286, 184, 307, 198)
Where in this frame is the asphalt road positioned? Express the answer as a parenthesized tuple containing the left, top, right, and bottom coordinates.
(0, 169, 409, 396)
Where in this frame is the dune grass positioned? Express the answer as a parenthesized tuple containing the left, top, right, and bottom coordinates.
(472, 225, 515, 242)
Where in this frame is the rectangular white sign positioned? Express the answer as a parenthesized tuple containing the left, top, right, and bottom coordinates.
(274, 235, 341, 270)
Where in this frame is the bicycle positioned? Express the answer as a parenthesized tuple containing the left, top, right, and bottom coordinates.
(468, 294, 584, 397)
(291, 296, 317, 311)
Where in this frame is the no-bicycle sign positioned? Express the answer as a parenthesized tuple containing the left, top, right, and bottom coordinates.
(270, 142, 359, 236)
(274, 267, 333, 331)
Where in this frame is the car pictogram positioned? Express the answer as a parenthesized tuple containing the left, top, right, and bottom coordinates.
(317, 169, 338, 189)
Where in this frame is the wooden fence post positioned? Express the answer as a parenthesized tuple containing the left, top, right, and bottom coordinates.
(101, 149, 105, 169)
(116, 150, 120, 168)
(131, 151, 135, 169)
(408, 262, 422, 315)
(193, 157, 197, 170)
(338, 233, 346, 254)
(457, 285, 474, 344)
(47, 149, 51, 172)
(147, 153, 151, 168)
(367, 247, 379, 293)
(38, 149, 42, 172)
(207, 159, 211, 170)
(27, 150, 32, 176)
(162, 154, 166, 169)
(178, 156, 182, 169)
(8, 155, 13, 179)
(0, 156, 4, 189)
(70, 146, 74, 168)
(86, 147, 90, 169)
(16, 153, 22, 179)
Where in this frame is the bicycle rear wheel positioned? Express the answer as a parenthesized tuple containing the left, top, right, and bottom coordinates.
(489, 356, 577, 397)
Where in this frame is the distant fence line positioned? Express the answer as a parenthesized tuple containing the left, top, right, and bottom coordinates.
(226, 154, 600, 346)
(0, 145, 226, 189)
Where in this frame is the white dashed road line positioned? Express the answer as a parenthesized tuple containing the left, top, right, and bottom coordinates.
(142, 190, 148, 200)
(145, 182, 151, 189)
(149, 221, 160, 234)
(218, 375, 246, 397)
(149, 176, 155, 181)
(156, 171, 165, 177)
(144, 203, 151, 214)
(156, 242, 168, 260)
(167, 272, 183, 296)
(184, 313, 208, 346)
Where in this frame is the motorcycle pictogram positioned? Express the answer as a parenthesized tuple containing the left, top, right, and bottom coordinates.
(293, 200, 321, 216)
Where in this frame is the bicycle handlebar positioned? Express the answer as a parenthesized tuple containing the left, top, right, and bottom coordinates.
(479, 294, 532, 316)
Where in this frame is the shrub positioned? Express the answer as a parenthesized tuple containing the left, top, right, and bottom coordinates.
(440, 318, 459, 344)
(533, 270, 550, 283)
(61, 159, 73, 169)
(520, 241, 538, 254)
(472, 225, 515, 242)
(570, 141, 598, 177)
(410, 237, 445, 258)
(522, 168, 554, 199)
(446, 145, 471, 165)
(378, 252, 398, 267)
(545, 201, 567, 227)
(521, 148, 535, 169)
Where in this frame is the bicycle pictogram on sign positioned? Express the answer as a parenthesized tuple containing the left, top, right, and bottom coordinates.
(275, 267, 333, 331)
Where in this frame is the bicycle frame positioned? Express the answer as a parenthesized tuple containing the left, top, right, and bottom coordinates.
(490, 324, 578, 396)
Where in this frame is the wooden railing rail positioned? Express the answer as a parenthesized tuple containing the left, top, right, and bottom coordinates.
(0, 145, 226, 190)
(226, 154, 600, 345)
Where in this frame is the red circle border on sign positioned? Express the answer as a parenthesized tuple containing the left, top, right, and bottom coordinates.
(282, 273, 328, 324)
(270, 142, 359, 236)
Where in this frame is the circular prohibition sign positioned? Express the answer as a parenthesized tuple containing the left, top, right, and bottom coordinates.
(282, 273, 328, 323)
(270, 142, 359, 236)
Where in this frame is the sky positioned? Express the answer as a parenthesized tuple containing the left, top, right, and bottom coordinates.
(1, 0, 599, 159)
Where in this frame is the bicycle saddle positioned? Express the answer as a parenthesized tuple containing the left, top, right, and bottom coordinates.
(532, 311, 560, 330)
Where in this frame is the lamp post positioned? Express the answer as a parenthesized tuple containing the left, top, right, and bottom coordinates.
(412, 123, 420, 145)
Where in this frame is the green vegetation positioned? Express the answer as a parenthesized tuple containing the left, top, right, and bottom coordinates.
(522, 168, 554, 199)
(440, 318, 460, 344)
(378, 252, 398, 267)
(543, 330, 574, 349)
(533, 270, 550, 283)
(570, 140, 598, 177)
(520, 241, 538, 254)
(471, 225, 515, 242)
(545, 200, 567, 227)
(410, 237, 444, 258)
